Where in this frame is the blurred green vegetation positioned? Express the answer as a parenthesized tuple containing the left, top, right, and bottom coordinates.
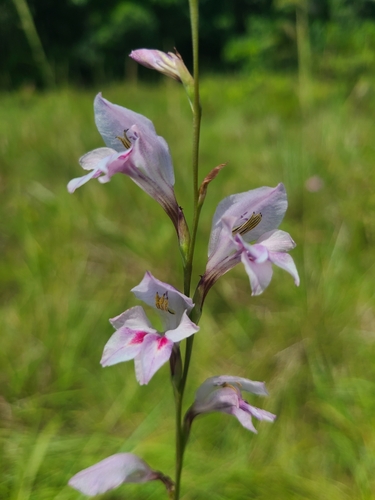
(1, 73, 375, 499)
(3, 0, 375, 88)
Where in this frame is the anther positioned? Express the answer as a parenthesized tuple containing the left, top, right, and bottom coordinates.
(115, 129, 131, 149)
(232, 212, 262, 236)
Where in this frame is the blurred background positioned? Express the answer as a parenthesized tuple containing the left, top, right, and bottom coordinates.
(2, 0, 375, 499)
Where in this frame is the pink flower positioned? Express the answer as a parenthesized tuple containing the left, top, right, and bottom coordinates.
(69, 453, 157, 496)
(200, 183, 299, 299)
(189, 375, 276, 433)
(68, 94, 181, 230)
(69, 453, 173, 497)
(101, 272, 199, 385)
(130, 49, 194, 87)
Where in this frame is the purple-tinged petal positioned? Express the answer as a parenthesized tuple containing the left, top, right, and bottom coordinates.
(130, 49, 183, 82)
(94, 95, 175, 187)
(195, 376, 268, 403)
(257, 229, 296, 252)
(79, 147, 117, 171)
(100, 328, 151, 367)
(94, 93, 156, 151)
(241, 251, 273, 296)
(68, 149, 128, 193)
(240, 401, 276, 422)
(209, 184, 287, 257)
(67, 169, 102, 193)
(137, 333, 173, 385)
(109, 306, 154, 331)
(130, 49, 194, 93)
(132, 271, 194, 329)
(243, 242, 269, 264)
(193, 386, 240, 414)
(227, 406, 258, 433)
(268, 251, 300, 286)
(165, 310, 199, 342)
(68, 453, 156, 496)
(70, 94, 182, 233)
(189, 375, 274, 434)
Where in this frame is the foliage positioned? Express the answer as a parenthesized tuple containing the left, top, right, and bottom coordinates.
(3, 0, 375, 88)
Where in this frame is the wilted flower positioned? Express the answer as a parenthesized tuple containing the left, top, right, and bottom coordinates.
(68, 453, 173, 497)
(199, 183, 299, 301)
(68, 93, 181, 230)
(187, 375, 276, 433)
(101, 272, 199, 385)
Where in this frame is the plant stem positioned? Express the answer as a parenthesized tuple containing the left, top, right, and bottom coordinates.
(173, 388, 184, 500)
(174, 1, 201, 498)
(183, 0, 201, 296)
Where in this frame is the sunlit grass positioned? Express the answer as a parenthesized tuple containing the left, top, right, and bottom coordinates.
(1, 74, 375, 499)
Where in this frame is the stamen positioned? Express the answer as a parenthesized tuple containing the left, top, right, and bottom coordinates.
(155, 291, 175, 314)
(116, 129, 131, 149)
(221, 382, 240, 406)
(232, 212, 262, 236)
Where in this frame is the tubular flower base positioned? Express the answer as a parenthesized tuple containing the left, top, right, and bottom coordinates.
(199, 183, 299, 300)
(68, 453, 174, 497)
(101, 272, 199, 385)
(187, 376, 276, 433)
(67, 93, 181, 231)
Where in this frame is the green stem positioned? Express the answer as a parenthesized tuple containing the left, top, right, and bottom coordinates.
(173, 1, 201, 499)
(173, 388, 183, 500)
(183, 0, 201, 296)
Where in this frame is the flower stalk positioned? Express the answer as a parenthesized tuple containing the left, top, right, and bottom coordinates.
(173, 1, 202, 498)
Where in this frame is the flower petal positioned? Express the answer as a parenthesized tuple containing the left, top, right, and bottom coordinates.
(68, 453, 156, 496)
(193, 386, 240, 414)
(67, 169, 102, 193)
(240, 401, 276, 422)
(94, 93, 156, 151)
(195, 376, 268, 403)
(137, 333, 173, 385)
(227, 406, 257, 433)
(268, 251, 300, 286)
(165, 310, 199, 342)
(209, 183, 287, 257)
(257, 229, 296, 252)
(94, 95, 175, 187)
(109, 306, 154, 331)
(132, 272, 194, 330)
(241, 251, 273, 296)
(100, 328, 150, 367)
(130, 49, 182, 81)
(79, 147, 117, 171)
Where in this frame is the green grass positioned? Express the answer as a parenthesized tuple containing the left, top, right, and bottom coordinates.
(1, 73, 375, 499)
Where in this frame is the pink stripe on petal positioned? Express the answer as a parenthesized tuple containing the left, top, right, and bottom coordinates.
(157, 336, 169, 349)
(130, 331, 148, 345)
(138, 334, 173, 385)
(101, 328, 147, 367)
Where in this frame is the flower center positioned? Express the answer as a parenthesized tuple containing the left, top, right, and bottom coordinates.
(232, 212, 262, 236)
(116, 129, 131, 149)
(155, 291, 175, 315)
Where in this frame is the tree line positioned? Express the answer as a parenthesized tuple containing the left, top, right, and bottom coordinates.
(2, 0, 375, 89)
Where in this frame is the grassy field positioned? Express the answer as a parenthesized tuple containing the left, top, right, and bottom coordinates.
(1, 73, 375, 499)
